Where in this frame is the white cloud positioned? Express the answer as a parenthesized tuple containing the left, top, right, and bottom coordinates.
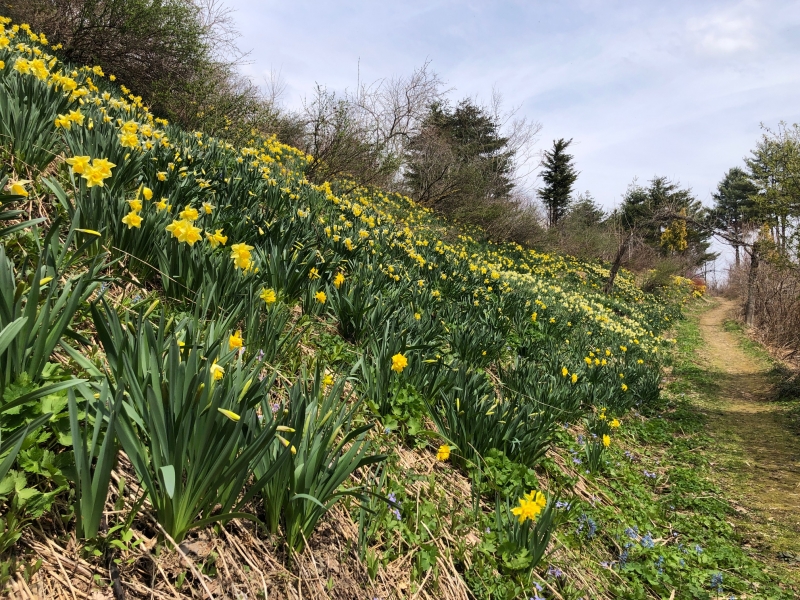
(687, 8, 758, 54)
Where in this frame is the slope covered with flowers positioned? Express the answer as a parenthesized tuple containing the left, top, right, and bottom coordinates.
(0, 17, 720, 600)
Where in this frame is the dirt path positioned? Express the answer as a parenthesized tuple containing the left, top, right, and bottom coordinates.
(697, 299, 800, 575)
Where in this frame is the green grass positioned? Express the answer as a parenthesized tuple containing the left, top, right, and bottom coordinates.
(557, 303, 799, 599)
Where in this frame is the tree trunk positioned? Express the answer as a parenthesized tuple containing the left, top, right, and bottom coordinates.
(734, 244, 740, 267)
(744, 242, 760, 327)
(604, 235, 631, 295)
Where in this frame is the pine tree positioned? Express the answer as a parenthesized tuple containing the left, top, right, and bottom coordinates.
(404, 99, 515, 220)
(710, 167, 757, 266)
(538, 138, 579, 228)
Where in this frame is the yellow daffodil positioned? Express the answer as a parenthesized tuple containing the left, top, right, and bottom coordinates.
(202, 201, 214, 214)
(121, 211, 142, 229)
(230, 242, 254, 270)
(179, 205, 199, 221)
(333, 272, 345, 288)
(315, 290, 327, 303)
(260, 288, 277, 305)
(119, 131, 139, 148)
(205, 229, 228, 248)
(228, 330, 243, 351)
(511, 490, 547, 524)
(165, 219, 202, 245)
(602, 434, 611, 448)
(91, 158, 115, 178)
(66, 155, 91, 174)
(436, 444, 450, 461)
(67, 109, 84, 125)
(8, 179, 31, 197)
(391, 353, 408, 373)
(210, 361, 224, 381)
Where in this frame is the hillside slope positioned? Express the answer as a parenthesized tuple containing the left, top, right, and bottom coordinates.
(1, 16, 781, 600)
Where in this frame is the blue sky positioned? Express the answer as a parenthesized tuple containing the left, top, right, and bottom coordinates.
(228, 0, 800, 216)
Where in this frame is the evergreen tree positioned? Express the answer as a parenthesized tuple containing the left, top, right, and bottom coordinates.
(621, 176, 714, 265)
(710, 167, 758, 266)
(605, 177, 715, 293)
(538, 138, 579, 228)
(404, 99, 515, 223)
(744, 124, 800, 257)
(564, 192, 605, 227)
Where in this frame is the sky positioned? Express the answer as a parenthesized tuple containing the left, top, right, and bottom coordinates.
(226, 0, 800, 271)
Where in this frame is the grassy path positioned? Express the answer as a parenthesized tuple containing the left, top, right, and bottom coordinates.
(695, 299, 800, 580)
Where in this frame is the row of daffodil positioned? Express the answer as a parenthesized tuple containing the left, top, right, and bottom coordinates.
(1, 18, 683, 399)
(0, 17, 696, 583)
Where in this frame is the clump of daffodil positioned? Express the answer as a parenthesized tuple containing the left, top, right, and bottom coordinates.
(66, 156, 115, 188)
(511, 490, 547, 524)
(391, 353, 408, 373)
(436, 444, 450, 461)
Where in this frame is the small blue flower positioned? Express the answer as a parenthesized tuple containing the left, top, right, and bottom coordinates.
(618, 549, 629, 568)
(710, 572, 723, 591)
(640, 532, 654, 548)
(654, 555, 664, 574)
(547, 565, 564, 578)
